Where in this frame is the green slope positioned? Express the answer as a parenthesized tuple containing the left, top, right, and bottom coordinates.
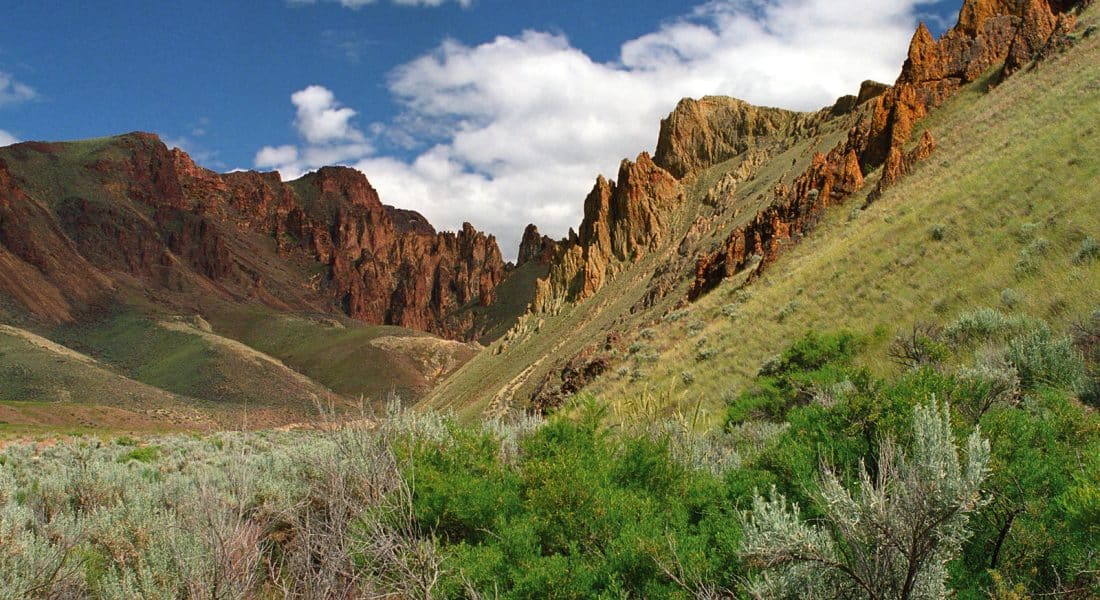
(425, 5, 1100, 421)
(588, 9, 1100, 424)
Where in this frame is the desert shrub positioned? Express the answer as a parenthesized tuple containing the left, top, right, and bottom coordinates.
(944, 308, 1032, 345)
(720, 303, 739, 318)
(1015, 222, 1040, 243)
(696, 346, 718, 362)
(0, 503, 85, 600)
(741, 402, 990, 600)
(955, 360, 1021, 422)
(1000, 288, 1023, 309)
(931, 223, 948, 241)
(681, 371, 696, 385)
(1073, 236, 1100, 264)
(1003, 328, 1084, 391)
(664, 309, 689, 323)
(639, 328, 657, 340)
(775, 300, 800, 322)
(889, 323, 949, 369)
(1015, 237, 1051, 278)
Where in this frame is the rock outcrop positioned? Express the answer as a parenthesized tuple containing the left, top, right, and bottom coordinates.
(862, 0, 1075, 168)
(529, 333, 620, 413)
(690, 0, 1081, 298)
(654, 97, 801, 180)
(0, 133, 508, 340)
(516, 224, 559, 267)
(532, 153, 684, 312)
(691, 145, 866, 299)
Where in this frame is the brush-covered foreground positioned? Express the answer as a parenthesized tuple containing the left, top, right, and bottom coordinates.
(3, 310, 1097, 599)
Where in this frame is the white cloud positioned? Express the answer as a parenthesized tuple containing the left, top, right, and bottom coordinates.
(259, 0, 940, 258)
(292, 85, 364, 144)
(256, 85, 376, 179)
(255, 145, 300, 169)
(0, 129, 18, 146)
(0, 72, 35, 107)
(290, 0, 472, 8)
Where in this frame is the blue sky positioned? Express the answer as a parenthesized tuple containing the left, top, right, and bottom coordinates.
(0, 0, 961, 256)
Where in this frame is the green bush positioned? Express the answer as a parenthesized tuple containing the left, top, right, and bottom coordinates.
(115, 445, 159, 464)
(944, 308, 1031, 345)
(1004, 328, 1084, 391)
(409, 407, 741, 598)
(728, 331, 861, 427)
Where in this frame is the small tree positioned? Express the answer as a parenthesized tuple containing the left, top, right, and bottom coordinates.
(740, 401, 990, 600)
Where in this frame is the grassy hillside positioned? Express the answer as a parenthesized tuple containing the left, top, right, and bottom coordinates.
(0, 324, 219, 437)
(0, 298, 479, 434)
(589, 8, 1100, 424)
(423, 98, 859, 419)
(427, 5, 1100, 422)
(206, 304, 478, 401)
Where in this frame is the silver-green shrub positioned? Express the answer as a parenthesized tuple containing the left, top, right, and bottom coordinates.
(740, 402, 990, 600)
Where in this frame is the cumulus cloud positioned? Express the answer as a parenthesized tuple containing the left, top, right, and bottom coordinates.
(0, 72, 36, 107)
(290, 0, 472, 8)
(292, 85, 364, 144)
(260, 0, 942, 257)
(0, 129, 18, 146)
(255, 145, 299, 169)
(255, 85, 374, 178)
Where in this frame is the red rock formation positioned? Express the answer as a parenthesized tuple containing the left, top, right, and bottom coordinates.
(0, 160, 115, 322)
(690, 0, 1082, 299)
(869, 130, 937, 202)
(690, 145, 866, 299)
(864, 0, 1074, 167)
(516, 224, 559, 267)
(529, 333, 620, 413)
(654, 97, 801, 180)
(533, 153, 684, 311)
(0, 133, 508, 340)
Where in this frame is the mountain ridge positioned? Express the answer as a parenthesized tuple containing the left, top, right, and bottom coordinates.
(423, 0, 1096, 417)
(0, 132, 513, 341)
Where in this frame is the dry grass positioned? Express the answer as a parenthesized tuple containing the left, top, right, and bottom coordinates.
(587, 8, 1100, 426)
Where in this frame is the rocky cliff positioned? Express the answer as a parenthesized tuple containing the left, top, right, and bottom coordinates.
(0, 133, 508, 340)
(532, 153, 684, 312)
(653, 96, 802, 180)
(516, 224, 558, 267)
(690, 0, 1082, 298)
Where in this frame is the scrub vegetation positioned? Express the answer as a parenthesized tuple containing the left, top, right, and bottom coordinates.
(3, 310, 1097, 598)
